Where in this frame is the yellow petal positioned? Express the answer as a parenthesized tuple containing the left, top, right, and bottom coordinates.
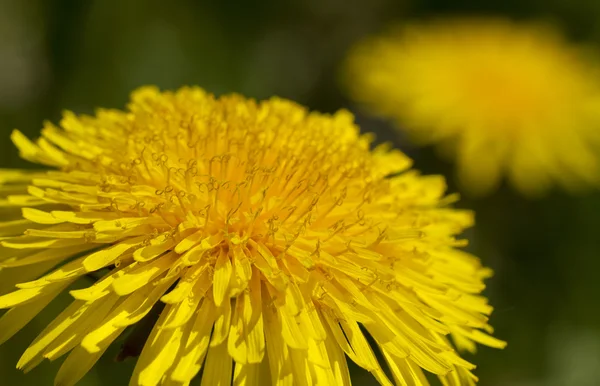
(17, 300, 85, 370)
(228, 287, 265, 364)
(130, 305, 185, 386)
(263, 283, 307, 350)
(82, 235, 146, 272)
(340, 319, 384, 370)
(50, 210, 120, 225)
(305, 338, 330, 369)
(10, 130, 42, 164)
(1, 194, 47, 207)
(233, 362, 260, 386)
(210, 297, 232, 347)
(174, 230, 204, 254)
(382, 349, 430, 386)
(0, 168, 40, 183)
(213, 249, 232, 307)
(298, 286, 326, 341)
(281, 254, 310, 283)
(0, 244, 92, 268)
(323, 331, 351, 386)
(451, 326, 507, 349)
(69, 266, 132, 301)
(0, 280, 71, 308)
(54, 344, 109, 386)
(363, 321, 409, 360)
(0, 291, 59, 344)
(200, 339, 233, 386)
(232, 245, 252, 290)
(21, 208, 65, 224)
(24, 229, 90, 239)
(133, 235, 176, 262)
(81, 277, 176, 353)
(321, 310, 385, 379)
(93, 217, 162, 233)
(112, 252, 178, 296)
(16, 255, 89, 289)
(263, 293, 294, 385)
(0, 259, 58, 295)
(252, 242, 288, 291)
(41, 294, 120, 364)
(161, 261, 208, 304)
(283, 282, 304, 317)
(169, 299, 216, 383)
(291, 347, 315, 386)
(181, 234, 223, 266)
(0, 219, 37, 237)
(161, 276, 208, 330)
(306, 339, 338, 385)
(1, 236, 87, 249)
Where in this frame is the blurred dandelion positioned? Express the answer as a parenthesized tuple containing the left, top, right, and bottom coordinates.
(343, 18, 600, 196)
(0, 86, 504, 385)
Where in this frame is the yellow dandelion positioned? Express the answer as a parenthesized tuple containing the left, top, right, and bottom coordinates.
(343, 18, 600, 196)
(0, 86, 504, 386)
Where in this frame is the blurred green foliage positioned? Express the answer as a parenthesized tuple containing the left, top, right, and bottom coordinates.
(1, 0, 600, 385)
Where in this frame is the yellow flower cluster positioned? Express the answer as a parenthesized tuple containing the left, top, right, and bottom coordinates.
(0, 87, 503, 385)
(344, 18, 600, 196)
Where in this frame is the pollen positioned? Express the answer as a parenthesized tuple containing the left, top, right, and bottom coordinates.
(0, 86, 504, 386)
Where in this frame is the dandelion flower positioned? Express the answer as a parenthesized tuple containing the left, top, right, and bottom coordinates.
(343, 18, 600, 196)
(0, 86, 504, 386)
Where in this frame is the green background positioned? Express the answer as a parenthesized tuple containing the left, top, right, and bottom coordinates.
(1, 0, 600, 385)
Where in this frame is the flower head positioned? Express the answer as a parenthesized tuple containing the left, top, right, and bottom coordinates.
(0, 86, 504, 385)
(343, 18, 600, 196)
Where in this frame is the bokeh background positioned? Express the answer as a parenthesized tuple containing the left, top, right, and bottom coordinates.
(1, 0, 600, 385)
